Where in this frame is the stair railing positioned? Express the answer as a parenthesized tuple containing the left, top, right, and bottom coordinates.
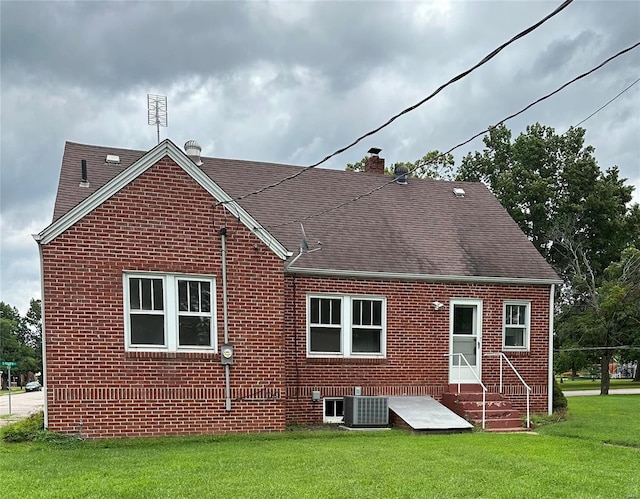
(484, 352, 531, 429)
(445, 353, 487, 429)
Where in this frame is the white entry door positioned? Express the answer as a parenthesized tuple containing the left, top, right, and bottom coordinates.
(449, 299, 482, 384)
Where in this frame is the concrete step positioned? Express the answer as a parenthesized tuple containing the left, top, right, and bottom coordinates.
(442, 392, 506, 403)
(483, 418, 526, 430)
(464, 408, 520, 420)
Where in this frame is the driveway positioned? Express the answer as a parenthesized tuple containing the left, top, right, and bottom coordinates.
(0, 390, 45, 427)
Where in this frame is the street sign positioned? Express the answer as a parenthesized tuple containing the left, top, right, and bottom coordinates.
(1, 361, 17, 367)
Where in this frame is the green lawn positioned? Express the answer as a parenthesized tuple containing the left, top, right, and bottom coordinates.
(1, 396, 639, 499)
(557, 377, 638, 391)
(0, 388, 25, 396)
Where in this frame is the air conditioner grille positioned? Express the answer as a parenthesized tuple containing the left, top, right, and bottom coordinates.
(343, 396, 388, 427)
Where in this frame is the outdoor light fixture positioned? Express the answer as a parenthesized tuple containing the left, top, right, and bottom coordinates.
(432, 301, 444, 311)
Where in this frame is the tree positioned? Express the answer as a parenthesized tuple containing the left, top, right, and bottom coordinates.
(347, 150, 455, 180)
(0, 301, 43, 388)
(556, 247, 640, 393)
(456, 123, 640, 394)
(456, 123, 638, 283)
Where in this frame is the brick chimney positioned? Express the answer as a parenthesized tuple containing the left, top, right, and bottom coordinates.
(365, 147, 385, 174)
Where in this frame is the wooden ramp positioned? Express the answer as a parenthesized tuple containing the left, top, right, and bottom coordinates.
(388, 396, 473, 431)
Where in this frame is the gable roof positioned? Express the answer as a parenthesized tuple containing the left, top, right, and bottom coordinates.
(40, 140, 561, 284)
(37, 140, 291, 260)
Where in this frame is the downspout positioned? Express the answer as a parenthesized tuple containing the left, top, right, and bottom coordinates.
(33, 235, 48, 428)
(220, 227, 231, 412)
(548, 283, 556, 415)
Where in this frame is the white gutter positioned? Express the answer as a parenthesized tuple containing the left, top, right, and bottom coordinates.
(548, 283, 556, 415)
(285, 266, 563, 286)
(221, 228, 231, 412)
(33, 235, 48, 429)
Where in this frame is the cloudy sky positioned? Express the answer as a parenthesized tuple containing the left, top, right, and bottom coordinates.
(1, 0, 639, 314)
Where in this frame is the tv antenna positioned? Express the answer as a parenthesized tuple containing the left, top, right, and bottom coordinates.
(147, 94, 168, 143)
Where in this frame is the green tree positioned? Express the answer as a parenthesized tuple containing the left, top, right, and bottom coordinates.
(456, 123, 639, 282)
(347, 150, 455, 180)
(556, 247, 640, 393)
(456, 123, 639, 394)
(0, 301, 42, 388)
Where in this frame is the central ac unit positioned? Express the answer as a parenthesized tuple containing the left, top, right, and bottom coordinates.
(343, 396, 389, 427)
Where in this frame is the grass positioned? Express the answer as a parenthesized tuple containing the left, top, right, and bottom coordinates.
(0, 388, 25, 396)
(557, 377, 639, 391)
(0, 396, 638, 498)
(537, 395, 640, 448)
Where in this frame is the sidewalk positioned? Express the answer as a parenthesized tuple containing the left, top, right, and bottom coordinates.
(0, 390, 45, 427)
(563, 388, 640, 397)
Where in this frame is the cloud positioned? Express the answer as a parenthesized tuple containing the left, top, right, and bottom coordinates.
(1, 0, 639, 314)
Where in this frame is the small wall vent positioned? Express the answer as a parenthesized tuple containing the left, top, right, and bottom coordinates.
(105, 154, 121, 165)
(343, 396, 389, 427)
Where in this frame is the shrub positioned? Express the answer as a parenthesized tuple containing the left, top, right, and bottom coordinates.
(1, 411, 45, 442)
(553, 377, 568, 411)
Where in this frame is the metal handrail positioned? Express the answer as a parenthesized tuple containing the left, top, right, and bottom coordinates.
(445, 353, 487, 429)
(485, 352, 532, 429)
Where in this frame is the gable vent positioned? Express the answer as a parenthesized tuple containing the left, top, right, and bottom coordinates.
(453, 187, 466, 197)
(105, 154, 121, 165)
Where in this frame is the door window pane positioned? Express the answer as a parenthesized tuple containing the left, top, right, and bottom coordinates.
(454, 306, 475, 335)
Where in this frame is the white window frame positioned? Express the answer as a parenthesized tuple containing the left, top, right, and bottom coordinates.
(323, 398, 345, 423)
(306, 294, 386, 358)
(124, 272, 217, 353)
(503, 301, 530, 351)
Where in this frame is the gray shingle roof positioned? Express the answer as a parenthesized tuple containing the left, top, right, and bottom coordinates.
(52, 141, 559, 282)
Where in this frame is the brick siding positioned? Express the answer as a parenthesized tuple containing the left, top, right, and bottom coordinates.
(284, 275, 551, 424)
(42, 156, 552, 437)
(42, 157, 286, 438)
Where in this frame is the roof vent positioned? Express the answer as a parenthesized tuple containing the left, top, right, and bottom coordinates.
(453, 187, 466, 198)
(105, 154, 120, 165)
(79, 159, 89, 188)
(394, 164, 409, 185)
(184, 140, 203, 166)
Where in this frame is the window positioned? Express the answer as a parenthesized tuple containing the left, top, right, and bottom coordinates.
(125, 273, 216, 352)
(503, 302, 530, 351)
(307, 295, 386, 357)
(323, 398, 344, 423)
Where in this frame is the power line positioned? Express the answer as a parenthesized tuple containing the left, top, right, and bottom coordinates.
(574, 76, 640, 128)
(267, 41, 640, 230)
(218, 0, 574, 207)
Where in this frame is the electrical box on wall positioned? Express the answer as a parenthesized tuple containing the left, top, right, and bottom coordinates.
(220, 344, 234, 365)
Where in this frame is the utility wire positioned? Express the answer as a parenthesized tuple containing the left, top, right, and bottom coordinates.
(218, 0, 574, 207)
(266, 41, 640, 230)
(573, 76, 640, 128)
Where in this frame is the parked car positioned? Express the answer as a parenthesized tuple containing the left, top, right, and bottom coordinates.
(25, 381, 42, 392)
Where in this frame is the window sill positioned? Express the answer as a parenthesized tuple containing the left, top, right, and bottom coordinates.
(502, 349, 531, 355)
(125, 350, 218, 360)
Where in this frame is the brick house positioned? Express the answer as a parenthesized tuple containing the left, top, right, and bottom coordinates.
(35, 139, 560, 438)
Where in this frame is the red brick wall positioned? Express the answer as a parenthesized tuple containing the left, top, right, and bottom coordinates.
(42, 157, 286, 438)
(284, 276, 551, 423)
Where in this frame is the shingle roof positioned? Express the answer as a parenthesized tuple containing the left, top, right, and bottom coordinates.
(51, 141, 560, 282)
